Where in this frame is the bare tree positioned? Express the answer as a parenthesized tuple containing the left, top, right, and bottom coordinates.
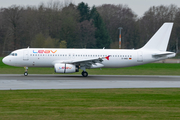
(78, 20, 96, 48)
(139, 4, 178, 50)
(2, 5, 24, 50)
(97, 4, 138, 49)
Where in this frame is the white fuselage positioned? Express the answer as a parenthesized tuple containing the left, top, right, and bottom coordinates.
(2, 48, 175, 68)
(2, 23, 176, 77)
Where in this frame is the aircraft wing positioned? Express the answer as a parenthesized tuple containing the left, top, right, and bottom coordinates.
(52, 55, 110, 69)
(65, 58, 103, 64)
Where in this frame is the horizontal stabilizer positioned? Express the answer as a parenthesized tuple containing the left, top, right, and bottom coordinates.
(152, 52, 176, 57)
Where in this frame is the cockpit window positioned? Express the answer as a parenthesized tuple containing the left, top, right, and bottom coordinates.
(9, 53, 17, 56)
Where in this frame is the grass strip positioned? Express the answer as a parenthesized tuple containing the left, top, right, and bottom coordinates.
(0, 88, 180, 120)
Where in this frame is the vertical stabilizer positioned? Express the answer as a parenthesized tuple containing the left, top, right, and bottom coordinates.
(141, 23, 173, 51)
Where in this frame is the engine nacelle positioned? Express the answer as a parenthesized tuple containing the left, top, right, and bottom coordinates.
(54, 63, 79, 73)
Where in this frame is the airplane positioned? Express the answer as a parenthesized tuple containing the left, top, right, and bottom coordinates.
(2, 23, 176, 77)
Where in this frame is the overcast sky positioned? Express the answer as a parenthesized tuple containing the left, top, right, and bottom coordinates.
(0, 0, 180, 17)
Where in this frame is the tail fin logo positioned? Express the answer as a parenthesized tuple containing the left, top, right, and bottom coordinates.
(105, 55, 110, 60)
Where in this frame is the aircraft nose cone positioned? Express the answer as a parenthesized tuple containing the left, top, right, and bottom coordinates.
(2, 57, 8, 64)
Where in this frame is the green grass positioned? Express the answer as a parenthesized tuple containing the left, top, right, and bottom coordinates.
(0, 89, 180, 120)
(1, 57, 180, 75)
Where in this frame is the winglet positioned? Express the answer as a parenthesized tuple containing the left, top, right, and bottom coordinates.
(105, 55, 110, 60)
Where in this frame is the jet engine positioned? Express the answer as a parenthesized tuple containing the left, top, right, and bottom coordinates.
(54, 63, 79, 73)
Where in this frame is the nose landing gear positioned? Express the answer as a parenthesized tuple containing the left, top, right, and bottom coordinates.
(24, 67, 28, 76)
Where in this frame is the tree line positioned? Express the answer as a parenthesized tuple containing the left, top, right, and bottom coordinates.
(0, 1, 180, 56)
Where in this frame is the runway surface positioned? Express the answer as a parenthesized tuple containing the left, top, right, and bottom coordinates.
(0, 74, 180, 90)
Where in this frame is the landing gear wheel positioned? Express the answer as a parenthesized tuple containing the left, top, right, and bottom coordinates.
(82, 71, 88, 77)
(24, 67, 28, 76)
(24, 72, 28, 76)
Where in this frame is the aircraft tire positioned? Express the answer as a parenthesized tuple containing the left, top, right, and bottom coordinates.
(24, 72, 28, 76)
(82, 71, 88, 77)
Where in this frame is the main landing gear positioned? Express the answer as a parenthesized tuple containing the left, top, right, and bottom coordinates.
(24, 67, 28, 76)
(82, 71, 88, 77)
